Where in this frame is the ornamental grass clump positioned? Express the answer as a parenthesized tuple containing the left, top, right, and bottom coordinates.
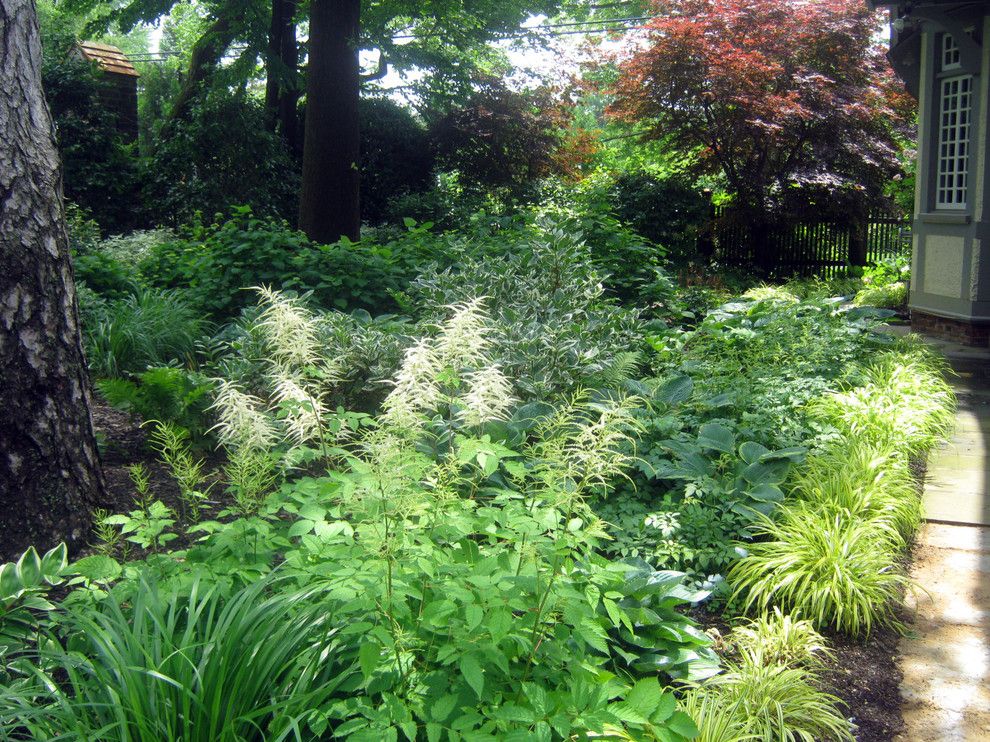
(853, 281, 908, 310)
(729, 501, 908, 637)
(699, 661, 854, 742)
(681, 607, 852, 742)
(0, 576, 355, 741)
(791, 436, 922, 541)
(810, 352, 955, 456)
(728, 607, 834, 671)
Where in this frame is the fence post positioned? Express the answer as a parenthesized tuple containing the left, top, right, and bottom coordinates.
(696, 189, 715, 260)
(848, 204, 869, 267)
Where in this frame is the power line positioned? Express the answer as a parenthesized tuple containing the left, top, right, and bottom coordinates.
(124, 17, 655, 64)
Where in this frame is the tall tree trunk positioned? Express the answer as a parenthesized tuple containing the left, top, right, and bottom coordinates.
(166, 11, 237, 127)
(265, 0, 300, 153)
(264, 0, 288, 130)
(278, 6, 301, 158)
(298, 0, 361, 243)
(0, 0, 105, 559)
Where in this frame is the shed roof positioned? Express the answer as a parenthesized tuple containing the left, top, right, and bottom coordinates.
(76, 41, 140, 78)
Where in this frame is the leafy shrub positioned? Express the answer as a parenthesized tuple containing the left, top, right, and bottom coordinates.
(407, 226, 645, 400)
(385, 171, 500, 230)
(97, 229, 175, 268)
(537, 180, 672, 306)
(42, 57, 144, 233)
(429, 76, 572, 196)
(140, 207, 404, 320)
(73, 251, 139, 299)
(608, 172, 710, 263)
(360, 97, 435, 224)
(84, 288, 209, 377)
(97, 368, 215, 444)
(142, 91, 299, 225)
(729, 501, 908, 636)
(863, 252, 910, 287)
(65, 201, 101, 254)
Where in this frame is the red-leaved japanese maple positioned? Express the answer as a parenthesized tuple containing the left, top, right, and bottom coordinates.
(607, 0, 914, 220)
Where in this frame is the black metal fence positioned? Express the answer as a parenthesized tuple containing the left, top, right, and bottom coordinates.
(709, 207, 911, 277)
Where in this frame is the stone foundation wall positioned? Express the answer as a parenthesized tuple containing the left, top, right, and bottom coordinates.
(911, 311, 990, 346)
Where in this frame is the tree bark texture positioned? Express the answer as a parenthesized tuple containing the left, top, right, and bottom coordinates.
(265, 0, 300, 154)
(298, 0, 361, 244)
(0, 0, 105, 559)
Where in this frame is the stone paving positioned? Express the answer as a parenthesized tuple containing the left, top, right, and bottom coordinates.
(896, 337, 990, 741)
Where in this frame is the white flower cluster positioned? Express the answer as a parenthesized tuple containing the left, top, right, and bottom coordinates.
(209, 379, 278, 451)
(381, 298, 514, 431)
(252, 285, 319, 368)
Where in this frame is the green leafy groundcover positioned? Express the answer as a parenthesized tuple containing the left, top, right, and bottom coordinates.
(4, 276, 953, 739)
(1, 297, 714, 741)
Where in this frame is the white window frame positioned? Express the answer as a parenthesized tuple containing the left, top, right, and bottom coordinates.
(935, 34, 973, 210)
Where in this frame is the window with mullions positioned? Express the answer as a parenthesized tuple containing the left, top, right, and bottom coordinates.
(936, 34, 973, 209)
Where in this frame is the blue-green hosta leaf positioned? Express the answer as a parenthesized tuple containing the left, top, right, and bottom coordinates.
(656, 375, 694, 405)
(738, 441, 770, 464)
(697, 423, 735, 453)
(747, 483, 785, 502)
(741, 459, 790, 485)
(759, 446, 807, 463)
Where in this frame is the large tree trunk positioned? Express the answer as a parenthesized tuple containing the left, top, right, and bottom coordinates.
(166, 11, 237, 127)
(0, 0, 105, 559)
(298, 0, 361, 243)
(265, 0, 300, 154)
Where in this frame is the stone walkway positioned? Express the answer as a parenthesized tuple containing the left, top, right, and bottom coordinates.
(896, 338, 990, 742)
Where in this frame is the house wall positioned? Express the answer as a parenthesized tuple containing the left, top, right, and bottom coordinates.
(910, 13, 990, 345)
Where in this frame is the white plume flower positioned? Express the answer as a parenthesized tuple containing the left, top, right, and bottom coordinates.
(436, 298, 490, 368)
(272, 373, 326, 445)
(381, 339, 442, 430)
(253, 286, 319, 368)
(458, 365, 515, 427)
(209, 380, 279, 451)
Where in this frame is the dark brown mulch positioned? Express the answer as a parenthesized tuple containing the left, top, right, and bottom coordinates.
(91, 398, 180, 517)
(87, 395, 226, 555)
(820, 622, 905, 742)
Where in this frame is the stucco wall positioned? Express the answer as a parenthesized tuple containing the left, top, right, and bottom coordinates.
(910, 14, 990, 326)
